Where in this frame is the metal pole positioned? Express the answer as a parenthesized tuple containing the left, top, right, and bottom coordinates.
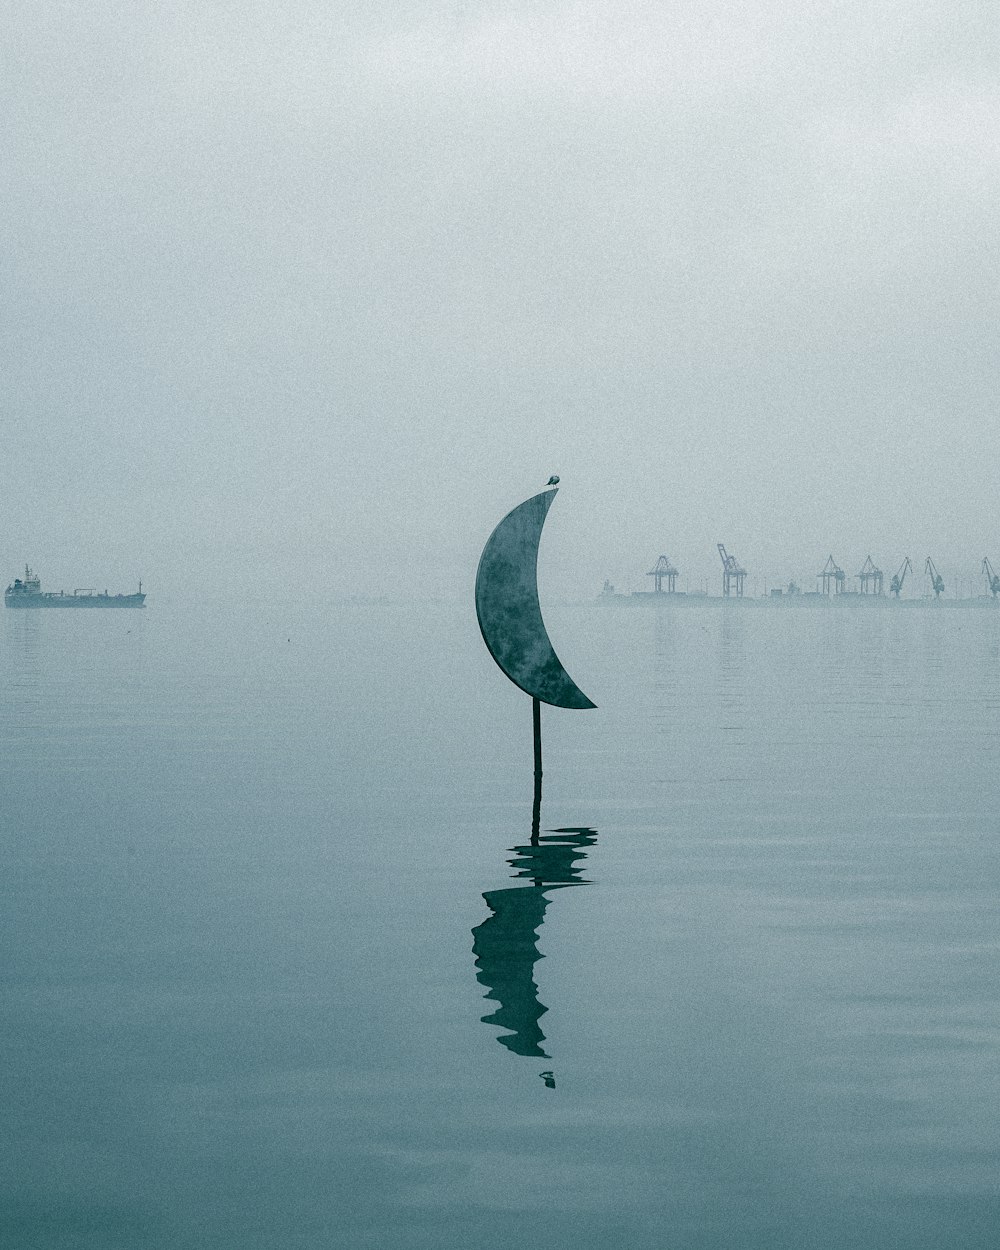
(532, 697, 542, 839)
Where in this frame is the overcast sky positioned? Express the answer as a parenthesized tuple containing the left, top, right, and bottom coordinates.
(2, 1, 997, 597)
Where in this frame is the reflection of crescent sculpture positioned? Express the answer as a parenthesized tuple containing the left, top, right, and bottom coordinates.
(475, 489, 596, 710)
(472, 828, 598, 1058)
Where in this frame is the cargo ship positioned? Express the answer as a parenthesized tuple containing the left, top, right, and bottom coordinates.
(5, 566, 146, 608)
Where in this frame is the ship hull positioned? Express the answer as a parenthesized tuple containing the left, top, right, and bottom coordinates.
(5, 594, 146, 608)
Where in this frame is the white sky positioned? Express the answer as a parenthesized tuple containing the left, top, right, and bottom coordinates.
(2, 1, 997, 596)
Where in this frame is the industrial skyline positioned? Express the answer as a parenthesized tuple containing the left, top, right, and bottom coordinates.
(609, 548, 1000, 600)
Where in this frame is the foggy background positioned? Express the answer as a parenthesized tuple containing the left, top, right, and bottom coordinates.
(2, 1, 996, 600)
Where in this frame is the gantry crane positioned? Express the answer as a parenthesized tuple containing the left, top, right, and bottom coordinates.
(858, 556, 883, 595)
(818, 555, 846, 595)
(889, 557, 913, 598)
(717, 544, 746, 597)
(924, 557, 945, 598)
(647, 555, 678, 593)
(983, 558, 1000, 597)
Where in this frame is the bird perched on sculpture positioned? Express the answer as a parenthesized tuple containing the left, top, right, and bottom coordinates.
(547, 475, 559, 485)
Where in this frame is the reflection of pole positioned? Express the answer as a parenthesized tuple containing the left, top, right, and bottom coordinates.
(532, 697, 542, 839)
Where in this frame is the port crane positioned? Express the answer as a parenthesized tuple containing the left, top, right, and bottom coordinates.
(889, 557, 913, 598)
(818, 555, 846, 595)
(647, 555, 678, 593)
(924, 557, 945, 598)
(717, 544, 745, 597)
(858, 556, 883, 595)
(983, 558, 1000, 597)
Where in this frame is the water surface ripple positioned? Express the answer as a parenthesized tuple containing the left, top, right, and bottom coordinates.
(1, 596, 998, 1248)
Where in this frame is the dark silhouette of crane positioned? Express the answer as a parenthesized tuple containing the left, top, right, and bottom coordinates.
(889, 557, 913, 598)
(858, 556, 883, 595)
(818, 555, 846, 595)
(983, 557, 1000, 598)
(717, 544, 745, 597)
(647, 555, 678, 593)
(924, 558, 945, 598)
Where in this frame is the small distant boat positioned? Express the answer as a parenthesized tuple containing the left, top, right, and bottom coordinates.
(5, 566, 146, 609)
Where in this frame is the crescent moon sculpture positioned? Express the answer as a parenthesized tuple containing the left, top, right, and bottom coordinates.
(475, 488, 596, 710)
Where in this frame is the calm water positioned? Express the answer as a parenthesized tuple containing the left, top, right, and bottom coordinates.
(2, 594, 999, 1248)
